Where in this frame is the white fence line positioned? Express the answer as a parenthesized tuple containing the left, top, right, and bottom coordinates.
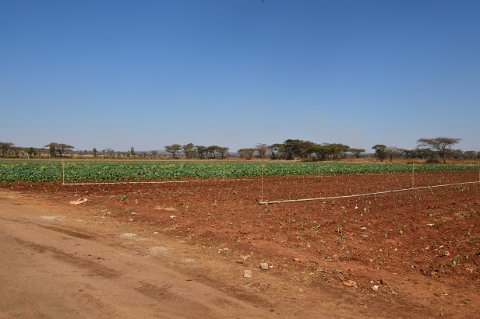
(62, 177, 252, 186)
(258, 180, 480, 205)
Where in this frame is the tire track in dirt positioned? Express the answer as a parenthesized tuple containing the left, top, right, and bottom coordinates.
(37, 224, 95, 239)
(13, 237, 122, 279)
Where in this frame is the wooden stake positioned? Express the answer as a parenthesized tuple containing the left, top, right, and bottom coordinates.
(61, 159, 65, 185)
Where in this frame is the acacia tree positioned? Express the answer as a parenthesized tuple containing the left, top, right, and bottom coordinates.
(417, 137, 461, 164)
(46, 143, 56, 157)
(312, 144, 332, 160)
(384, 147, 404, 162)
(255, 143, 269, 159)
(372, 144, 387, 161)
(27, 147, 37, 158)
(283, 139, 315, 160)
(45, 142, 74, 157)
(329, 143, 350, 159)
(217, 146, 229, 159)
(57, 143, 74, 157)
(269, 144, 285, 159)
(310, 143, 349, 160)
(0, 142, 15, 157)
(283, 139, 303, 159)
(165, 144, 182, 159)
(349, 148, 365, 159)
(196, 145, 207, 159)
(206, 145, 219, 159)
(182, 143, 197, 159)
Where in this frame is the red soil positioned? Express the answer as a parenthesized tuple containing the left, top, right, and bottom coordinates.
(4, 170, 480, 318)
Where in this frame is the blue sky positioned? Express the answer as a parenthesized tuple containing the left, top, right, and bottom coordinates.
(1, 0, 479, 152)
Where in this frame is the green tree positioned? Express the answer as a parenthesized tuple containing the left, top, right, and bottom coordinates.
(165, 144, 182, 159)
(46, 143, 56, 157)
(417, 137, 461, 164)
(27, 147, 36, 158)
(309, 143, 348, 160)
(217, 147, 229, 159)
(349, 148, 365, 159)
(255, 143, 269, 159)
(196, 145, 207, 159)
(384, 147, 404, 162)
(372, 144, 387, 161)
(312, 144, 332, 160)
(45, 142, 74, 157)
(328, 143, 350, 159)
(283, 139, 314, 160)
(57, 143, 74, 157)
(206, 145, 219, 158)
(269, 144, 285, 159)
(0, 142, 14, 158)
(182, 143, 197, 159)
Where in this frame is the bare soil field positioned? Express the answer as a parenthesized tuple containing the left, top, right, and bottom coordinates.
(2, 170, 480, 318)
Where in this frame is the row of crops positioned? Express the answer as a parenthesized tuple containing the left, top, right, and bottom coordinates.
(0, 161, 478, 182)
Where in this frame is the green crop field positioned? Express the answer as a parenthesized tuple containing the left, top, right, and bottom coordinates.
(0, 161, 478, 183)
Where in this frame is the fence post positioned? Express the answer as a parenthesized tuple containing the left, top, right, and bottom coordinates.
(260, 161, 265, 203)
(411, 163, 415, 188)
(61, 158, 65, 185)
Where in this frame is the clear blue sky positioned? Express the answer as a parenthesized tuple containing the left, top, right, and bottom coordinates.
(1, 0, 479, 152)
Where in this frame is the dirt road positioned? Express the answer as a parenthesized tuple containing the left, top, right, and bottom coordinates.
(1, 189, 374, 319)
(0, 191, 282, 318)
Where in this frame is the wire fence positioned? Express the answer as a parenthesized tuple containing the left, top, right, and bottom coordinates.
(58, 160, 480, 205)
(258, 163, 480, 205)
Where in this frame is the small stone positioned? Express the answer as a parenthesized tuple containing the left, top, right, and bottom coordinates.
(260, 263, 269, 270)
(243, 270, 253, 278)
(343, 280, 357, 288)
(293, 258, 301, 262)
(372, 285, 380, 291)
(120, 232, 137, 239)
(148, 246, 170, 255)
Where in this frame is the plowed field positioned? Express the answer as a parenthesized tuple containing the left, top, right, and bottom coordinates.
(3, 169, 480, 318)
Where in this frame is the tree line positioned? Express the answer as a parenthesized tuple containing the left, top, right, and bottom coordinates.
(238, 138, 476, 163)
(0, 137, 478, 163)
